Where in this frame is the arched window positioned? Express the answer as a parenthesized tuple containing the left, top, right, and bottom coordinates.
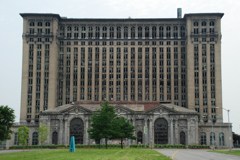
(180, 26, 185, 37)
(152, 26, 156, 38)
(124, 26, 128, 38)
(219, 132, 225, 146)
(131, 27, 135, 38)
(138, 26, 142, 38)
(88, 26, 93, 38)
(45, 22, 50, 27)
(145, 26, 149, 38)
(193, 21, 199, 26)
(110, 26, 114, 38)
(67, 26, 72, 31)
(154, 118, 168, 144)
(200, 132, 207, 145)
(166, 26, 171, 38)
(159, 26, 164, 39)
(202, 21, 207, 26)
(37, 22, 42, 26)
(210, 132, 215, 145)
(29, 22, 35, 26)
(95, 26, 100, 39)
(209, 21, 215, 34)
(102, 26, 107, 39)
(74, 26, 79, 31)
(32, 132, 38, 145)
(173, 26, 178, 38)
(14, 132, 18, 145)
(180, 131, 186, 145)
(201, 21, 207, 35)
(70, 118, 84, 144)
(137, 131, 143, 144)
(52, 131, 58, 145)
(210, 21, 215, 26)
(117, 26, 121, 38)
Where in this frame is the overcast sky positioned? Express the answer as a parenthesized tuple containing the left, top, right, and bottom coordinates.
(0, 0, 239, 134)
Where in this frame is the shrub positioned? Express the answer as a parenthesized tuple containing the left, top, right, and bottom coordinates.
(187, 144, 209, 149)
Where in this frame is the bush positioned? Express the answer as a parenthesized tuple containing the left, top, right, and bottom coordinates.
(154, 144, 185, 149)
(187, 144, 209, 149)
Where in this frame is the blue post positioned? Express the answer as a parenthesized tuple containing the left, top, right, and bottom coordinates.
(69, 136, 76, 152)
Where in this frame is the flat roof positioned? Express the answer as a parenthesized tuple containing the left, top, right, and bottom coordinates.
(20, 12, 224, 22)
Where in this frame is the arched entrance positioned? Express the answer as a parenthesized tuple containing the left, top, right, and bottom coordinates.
(180, 131, 186, 145)
(154, 118, 168, 144)
(52, 131, 58, 145)
(70, 118, 84, 144)
(137, 131, 143, 144)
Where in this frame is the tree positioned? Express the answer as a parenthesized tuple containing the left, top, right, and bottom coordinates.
(18, 126, 29, 146)
(38, 123, 48, 145)
(0, 105, 15, 141)
(88, 101, 117, 148)
(111, 117, 135, 149)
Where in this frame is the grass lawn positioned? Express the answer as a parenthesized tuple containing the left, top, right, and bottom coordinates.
(0, 149, 171, 160)
(213, 150, 240, 156)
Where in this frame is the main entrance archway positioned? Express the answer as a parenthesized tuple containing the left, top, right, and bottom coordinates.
(70, 118, 84, 144)
(154, 118, 168, 144)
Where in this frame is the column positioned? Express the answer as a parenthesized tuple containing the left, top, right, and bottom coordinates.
(84, 46, 88, 100)
(142, 47, 145, 101)
(113, 47, 117, 101)
(59, 118, 63, 144)
(106, 47, 110, 101)
(99, 46, 102, 100)
(128, 46, 131, 101)
(135, 47, 138, 101)
(170, 119, 174, 144)
(174, 120, 179, 144)
(156, 46, 160, 101)
(85, 117, 89, 145)
(149, 47, 153, 101)
(149, 119, 153, 147)
(47, 119, 51, 144)
(92, 47, 95, 101)
(64, 119, 69, 145)
(77, 46, 81, 101)
(120, 47, 124, 100)
(132, 118, 136, 144)
(144, 119, 148, 144)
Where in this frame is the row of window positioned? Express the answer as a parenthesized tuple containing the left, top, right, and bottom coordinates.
(29, 21, 51, 27)
(200, 132, 224, 146)
(60, 25, 186, 39)
(193, 21, 215, 27)
(59, 40, 185, 46)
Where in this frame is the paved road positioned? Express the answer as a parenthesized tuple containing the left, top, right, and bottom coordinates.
(156, 149, 240, 160)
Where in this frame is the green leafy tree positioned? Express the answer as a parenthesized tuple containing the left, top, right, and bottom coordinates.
(38, 123, 48, 145)
(18, 126, 29, 146)
(112, 117, 135, 149)
(0, 105, 15, 141)
(88, 101, 117, 148)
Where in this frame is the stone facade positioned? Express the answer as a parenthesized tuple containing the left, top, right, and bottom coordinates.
(5, 11, 233, 148)
(7, 102, 231, 148)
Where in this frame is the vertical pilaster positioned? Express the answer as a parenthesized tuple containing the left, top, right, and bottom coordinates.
(59, 118, 63, 144)
(170, 119, 174, 144)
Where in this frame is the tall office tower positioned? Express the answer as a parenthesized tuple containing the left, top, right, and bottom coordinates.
(20, 12, 223, 124)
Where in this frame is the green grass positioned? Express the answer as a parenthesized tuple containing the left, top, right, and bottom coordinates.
(213, 150, 240, 156)
(0, 149, 171, 160)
